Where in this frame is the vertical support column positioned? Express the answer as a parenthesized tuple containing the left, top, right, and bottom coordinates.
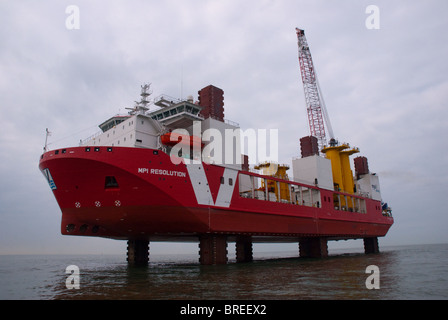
(250, 175, 255, 199)
(299, 237, 328, 258)
(290, 185, 294, 204)
(364, 237, 380, 254)
(264, 178, 269, 201)
(127, 239, 149, 266)
(199, 234, 228, 265)
(299, 238, 309, 258)
(276, 181, 280, 202)
(236, 235, 253, 263)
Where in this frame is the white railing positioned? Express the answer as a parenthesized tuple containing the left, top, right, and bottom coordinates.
(79, 130, 102, 145)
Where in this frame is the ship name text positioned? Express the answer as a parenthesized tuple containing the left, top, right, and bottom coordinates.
(138, 168, 187, 178)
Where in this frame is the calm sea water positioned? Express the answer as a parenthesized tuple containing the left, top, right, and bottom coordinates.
(0, 244, 447, 301)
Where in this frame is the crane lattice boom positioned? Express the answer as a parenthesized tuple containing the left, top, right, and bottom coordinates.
(296, 28, 333, 151)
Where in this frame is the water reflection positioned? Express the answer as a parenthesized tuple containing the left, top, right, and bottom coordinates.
(52, 251, 404, 300)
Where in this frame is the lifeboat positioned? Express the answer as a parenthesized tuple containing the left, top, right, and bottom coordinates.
(161, 132, 204, 148)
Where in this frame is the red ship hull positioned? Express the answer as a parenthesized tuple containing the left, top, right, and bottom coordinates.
(39, 146, 393, 243)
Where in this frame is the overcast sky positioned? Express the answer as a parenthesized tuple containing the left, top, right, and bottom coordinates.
(1, 0, 447, 256)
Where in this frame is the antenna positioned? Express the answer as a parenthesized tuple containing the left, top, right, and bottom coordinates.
(180, 64, 184, 100)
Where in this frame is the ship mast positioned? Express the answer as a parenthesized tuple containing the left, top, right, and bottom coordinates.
(139, 83, 151, 111)
(127, 83, 152, 115)
(43, 128, 51, 152)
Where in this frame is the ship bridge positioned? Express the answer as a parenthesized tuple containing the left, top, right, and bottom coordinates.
(150, 94, 204, 130)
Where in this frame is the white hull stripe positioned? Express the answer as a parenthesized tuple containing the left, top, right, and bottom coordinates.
(186, 164, 237, 208)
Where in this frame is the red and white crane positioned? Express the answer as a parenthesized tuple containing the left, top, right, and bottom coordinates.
(296, 28, 334, 151)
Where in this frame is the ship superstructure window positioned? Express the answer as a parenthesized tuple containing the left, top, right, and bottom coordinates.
(99, 115, 131, 132)
(105, 176, 119, 189)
